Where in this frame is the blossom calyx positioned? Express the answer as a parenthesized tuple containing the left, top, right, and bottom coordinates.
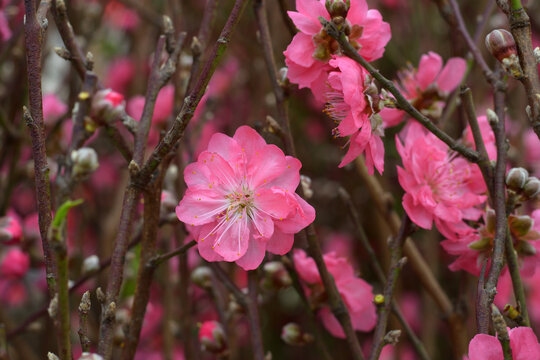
(506, 167, 529, 191)
(508, 215, 533, 237)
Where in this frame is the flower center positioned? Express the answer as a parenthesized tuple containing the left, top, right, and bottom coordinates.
(312, 24, 363, 62)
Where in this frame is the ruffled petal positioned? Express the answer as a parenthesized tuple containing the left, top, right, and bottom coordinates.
(436, 57, 467, 93)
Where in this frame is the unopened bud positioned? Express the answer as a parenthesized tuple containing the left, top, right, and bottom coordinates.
(48, 294, 58, 319)
(534, 47, 540, 64)
(486, 109, 499, 125)
(485, 29, 517, 62)
(523, 177, 540, 198)
(300, 175, 313, 199)
(373, 294, 385, 305)
(517, 239, 537, 256)
(79, 291, 91, 313)
(325, 0, 349, 18)
(92, 89, 125, 121)
(485, 209, 496, 234)
(48, 353, 60, 360)
(96, 287, 105, 303)
(509, 215, 533, 237)
(78, 353, 104, 360)
(199, 321, 227, 354)
(191, 36, 202, 57)
(82, 255, 100, 274)
(278, 67, 288, 84)
(0, 216, 23, 245)
(468, 236, 492, 251)
(71, 147, 99, 178)
(281, 323, 313, 346)
(262, 261, 292, 290)
(191, 266, 213, 289)
(383, 330, 401, 345)
(506, 167, 529, 191)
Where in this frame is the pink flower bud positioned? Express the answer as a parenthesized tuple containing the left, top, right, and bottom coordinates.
(523, 177, 540, 199)
(0, 249, 30, 278)
(92, 89, 125, 121)
(0, 216, 23, 245)
(506, 167, 529, 191)
(485, 29, 517, 62)
(199, 321, 227, 354)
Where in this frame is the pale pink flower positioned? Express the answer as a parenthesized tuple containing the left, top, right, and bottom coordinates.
(325, 57, 385, 173)
(176, 126, 315, 270)
(283, 0, 391, 102)
(293, 249, 376, 337)
(381, 52, 466, 127)
(467, 327, 540, 360)
(396, 122, 486, 239)
(43, 93, 68, 126)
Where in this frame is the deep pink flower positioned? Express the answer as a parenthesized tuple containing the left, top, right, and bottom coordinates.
(43, 93, 68, 126)
(283, 0, 391, 102)
(127, 85, 174, 125)
(176, 126, 315, 270)
(199, 321, 226, 354)
(468, 327, 540, 360)
(0, 248, 29, 277)
(293, 249, 376, 337)
(325, 57, 384, 173)
(396, 122, 486, 239)
(381, 52, 466, 127)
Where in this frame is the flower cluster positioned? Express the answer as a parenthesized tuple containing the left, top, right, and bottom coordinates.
(176, 126, 315, 270)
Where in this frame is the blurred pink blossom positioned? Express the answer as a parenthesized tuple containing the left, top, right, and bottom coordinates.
(105, 57, 136, 94)
(104, 1, 139, 31)
(381, 52, 466, 127)
(283, 0, 391, 102)
(293, 249, 377, 337)
(0, 248, 30, 305)
(177, 126, 315, 270)
(0, 215, 23, 245)
(43, 93, 68, 126)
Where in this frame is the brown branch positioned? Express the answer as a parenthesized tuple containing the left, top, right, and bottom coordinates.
(504, 229, 530, 326)
(78, 291, 92, 353)
(246, 271, 265, 360)
(23, 0, 56, 298)
(277, 0, 297, 37)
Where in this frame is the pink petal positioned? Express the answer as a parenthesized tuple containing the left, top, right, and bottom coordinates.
(380, 107, 405, 128)
(416, 52, 443, 91)
(213, 213, 251, 261)
(206, 132, 244, 166)
(357, 10, 391, 62)
(402, 192, 433, 229)
(319, 307, 345, 338)
(197, 152, 239, 191)
(295, 0, 329, 22)
(509, 327, 540, 360)
(254, 188, 291, 219)
(266, 227, 294, 255)
(288, 11, 321, 35)
(176, 189, 227, 226)
(265, 156, 301, 191)
(436, 57, 467, 93)
(251, 210, 274, 239)
(283, 33, 316, 69)
(235, 236, 267, 270)
(468, 334, 503, 360)
(274, 193, 316, 233)
(193, 223, 225, 262)
(293, 249, 321, 284)
(347, 0, 368, 24)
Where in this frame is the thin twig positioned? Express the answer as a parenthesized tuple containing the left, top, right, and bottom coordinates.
(78, 291, 92, 353)
(504, 229, 530, 326)
(368, 216, 411, 360)
(277, 0, 297, 37)
(246, 271, 265, 360)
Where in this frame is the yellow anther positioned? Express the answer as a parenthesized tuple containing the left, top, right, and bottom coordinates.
(78, 91, 90, 100)
(374, 294, 385, 305)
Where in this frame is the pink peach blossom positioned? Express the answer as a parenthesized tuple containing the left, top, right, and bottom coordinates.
(293, 249, 376, 337)
(176, 126, 315, 270)
(381, 52, 466, 127)
(0, 215, 23, 245)
(524, 129, 540, 177)
(463, 115, 497, 161)
(325, 57, 385, 173)
(105, 57, 136, 94)
(0, 248, 30, 306)
(283, 0, 391, 102)
(468, 327, 540, 360)
(396, 122, 486, 239)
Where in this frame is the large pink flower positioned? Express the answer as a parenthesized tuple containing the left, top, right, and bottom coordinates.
(468, 327, 540, 360)
(396, 122, 486, 239)
(283, 0, 391, 102)
(293, 249, 376, 337)
(176, 126, 315, 270)
(325, 57, 385, 173)
(381, 52, 466, 127)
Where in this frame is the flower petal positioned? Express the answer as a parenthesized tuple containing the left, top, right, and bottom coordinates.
(436, 57, 467, 93)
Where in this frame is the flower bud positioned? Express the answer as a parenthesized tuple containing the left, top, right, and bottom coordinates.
(516, 239, 537, 256)
(485, 29, 517, 62)
(300, 175, 313, 199)
(262, 261, 292, 290)
(92, 89, 125, 121)
(326, 0, 349, 18)
(199, 321, 227, 354)
(71, 147, 99, 178)
(485, 208, 496, 234)
(78, 353, 104, 360)
(0, 216, 23, 245)
(373, 294, 385, 305)
(506, 167, 529, 191)
(48, 353, 60, 360)
(486, 109, 499, 125)
(509, 215, 533, 237)
(82, 255, 100, 275)
(281, 323, 313, 346)
(0, 249, 30, 278)
(523, 177, 540, 198)
(468, 237, 491, 251)
(191, 266, 213, 289)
